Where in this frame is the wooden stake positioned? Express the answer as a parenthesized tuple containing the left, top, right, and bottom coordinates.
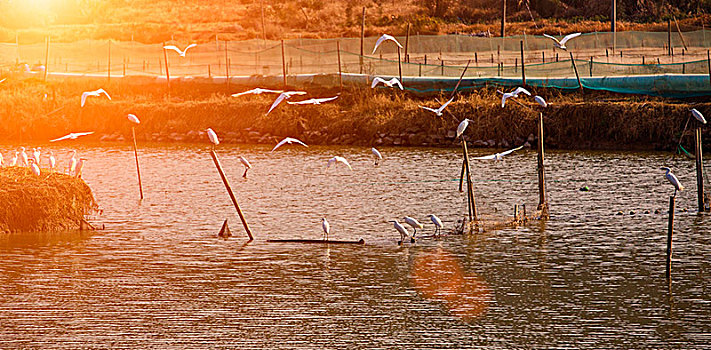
(537, 112, 548, 218)
(666, 195, 675, 279)
(281, 40, 287, 88)
(462, 140, 478, 221)
(404, 23, 411, 63)
(520, 40, 525, 86)
(260, 0, 267, 44)
(707, 50, 711, 86)
(570, 52, 583, 92)
(43, 36, 49, 82)
(162, 43, 170, 97)
(225, 41, 230, 90)
(501, 0, 506, 37)
(668, 19, 672, 56)
(696, 126, 706, 212)
(132, 127, 143, 199)
(360, 7, 365, 74)
(450, 60, 471, 99)
(398, 46, 403, 83)
(210, 150, 253, 241)
(672, 16, 688, 51)
(589, 56, 593, 77)
(337, 41, 342, 91)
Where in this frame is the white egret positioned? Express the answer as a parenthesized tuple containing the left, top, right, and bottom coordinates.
(271, 137, 309, 152)
(389, 220, 413, 245)
(287, 96, 339, 105)
(0, 153, 3, 167)
(50, 132, 94, 142)
(691, 108, 707, 124)
(231, 88, 283, 97)
(74, 158, 87, 178)
(372, 34, 403, 54)
(0, 78, 5, 84)
(327, 156, 353, 171)
(48, 151, 56, 172)
(427, 214, 443, 236)
(266, 91, 307, 115)
(206, 128, 219, 146)
(419, 96, 454, 116)
(403, 216, 424, 236)
(543, 32, 582, 51)
(127, 113, 140, 124)
(456, 119, 470, 139)
(661, 167, 684, 196)
(69, 151, 78, 175)
(321, 218, 330, 240)
(10, 152, 18, 166)
(32, 147, 41, 166)
(472, 145, 524, 161)
(81, 88, 111, 107)
(499, 87, 531, 107)
(163, 43, 197, 57)
(371, 77, 404, 90)
(239, 156, 252, 178)
(371, 147, 383, 165)
(20, 147, 28, 167)
(534, 95, 548, 108)
(28, 159, 40, 176)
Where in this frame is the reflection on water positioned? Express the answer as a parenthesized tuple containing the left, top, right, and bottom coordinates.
(0, 143, 710, 348)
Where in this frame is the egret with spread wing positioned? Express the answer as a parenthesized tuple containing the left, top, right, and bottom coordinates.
(499, 87, 531, 107)
(231, 88, 283, 97)
(266, 91, 307, 115)
(50, 132, 94, 142)
(327, 156, 353, 171)
(372, 34, 403, 54)
(371, 77, 403, 90)
(287, 96, 339, 105)
(163, 44, 197, 57)
(420, 96, 454, 116)
(271, 137, 309, 152)
(81, 88, 111, 107)
(543, 33, 582, 50)
(472, 145, 524, 161)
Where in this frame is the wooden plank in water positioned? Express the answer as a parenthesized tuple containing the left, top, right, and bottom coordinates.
(266, 239, 365, 245)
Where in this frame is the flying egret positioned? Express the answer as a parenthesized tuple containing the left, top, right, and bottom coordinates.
(20, 147, 28, 167)
(10, 152, 18, 166)
(28, 159, 40, 176)
(127, 114, 140, 124)
(543, 32, 582, 50)
(456, 119, 470, 139)
(48, 151, 56, 172)
(534, 95, 548, 108)
(231, 88, 284, 97)
(69, 151, 78, 175)
(661, 167, 684, 197)
(163, 44, 197, 57)
(427, 214, 443, 236)
(500, 87, 531, 107)
(321, 218, 330, 240)
(271, 137, 308, 152)
(327, 156, 353, 171)
(32, 147, 41, 166)
(691, 108, 707, 124)
(419, 96, 455, 116)
(81, 88, 111, 107)
(472, 145, 524, 161)
(371, 147, 383, 165)
(389, 220, 414, 245)
(74, 158, 87, 178)
(239, 156, 252, 178)
(266, 91, 307, 115)
(403, 216, 424, 237)
(206, 128, 220, 147)
(372, 34, 403, 54)
(50, 132, 94, 142)
(371, 77, 404, 90)
(287, 96, 339, 105)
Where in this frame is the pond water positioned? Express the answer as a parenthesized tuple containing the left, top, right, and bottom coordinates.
(0, 143, 709, 348)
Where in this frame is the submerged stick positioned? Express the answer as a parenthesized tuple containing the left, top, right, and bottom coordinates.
(132, 126, 143, 199)
(210, 150, 253, 241)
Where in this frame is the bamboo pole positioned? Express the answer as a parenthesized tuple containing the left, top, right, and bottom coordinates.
(360, 7, 365, 74)
(43, 36, 49, 82)
(462, 140, 478, 221)
(210, 150, 253, 241)
(666, 195, 675, 279)
(570, 52, 583, 92)
(537, 112, 548, 218)
(520, 40, 526, 86)
(132, 127, 143, 199)
(397, 46, 403, 84)
(672, 16, 688, 51)
(450, 59, 471, 99)
(337, 41, 343, 91)
(281, 40, 287, 88)
(611, 0, 616, 53)
(162, 43, 170, 96)
(696, 126, 705, 212)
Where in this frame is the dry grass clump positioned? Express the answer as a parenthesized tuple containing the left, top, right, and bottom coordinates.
(0, 167, 97, 233)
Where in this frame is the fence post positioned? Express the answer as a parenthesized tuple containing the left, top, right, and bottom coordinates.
(570, 52, 583, 92)
(707, 50, 711, 86)
(162, 43, 170, 97)
(43, 36, 50, 82)
(668, 19, 672, 56)
(398, 46, 403, 83)
(589, 56, 593, 77)
(500, 0, 506, 37)
(360, 7, 365, 74)
(404, 23, 411, 63)
(225, 40, 230, 90)
(520, 40, 525, 86)
(337, 41, 343, 91)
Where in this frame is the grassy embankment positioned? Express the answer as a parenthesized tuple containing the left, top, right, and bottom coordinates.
(0, 77, 708, 151)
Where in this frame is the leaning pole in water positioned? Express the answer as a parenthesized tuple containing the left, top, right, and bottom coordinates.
(210, 149, 253, 241)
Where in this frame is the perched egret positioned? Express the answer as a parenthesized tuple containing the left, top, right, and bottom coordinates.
(661, 167, 684, 197)
(534, 95, 548, 108)
(691, 108, 707, 124)
(499, 87, 531, 107)
(127, 114, 141, 124)
(239, 156, 252, 178)
(163, 44, 197, 57)
(371, 147, 383, 165)
(472, 145, 524, 161)
(419, 96, 455, 116)
(321, 218, 330, 240)
(543, 33, 582, 51)
(271, 137, 309, 152)
(32, 147, 41, 166)
(20, 147, 28, 167)
(69, 151, 78, 175)
(48, 151, 56, 172)
(403, 216, 424, 237)
(28, 159, 40, 176)
(389, 220, 413, 245)
(286, 96, 339, 105)
(371, 77, 404, 90)
(327, 156, 353, 171)
(456, 119, 470, 138)
(10, 152, 18, 166)
(231, 88, 283, 97)
(266, 91, 307, 115)
(372, 34, 403, 54)
(80, 88, 111, 107)
(74, 158, 87, 178)
(427, 214, 443, 236)
(50, 132, 94, 142)
(206, 128, 220, 147)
